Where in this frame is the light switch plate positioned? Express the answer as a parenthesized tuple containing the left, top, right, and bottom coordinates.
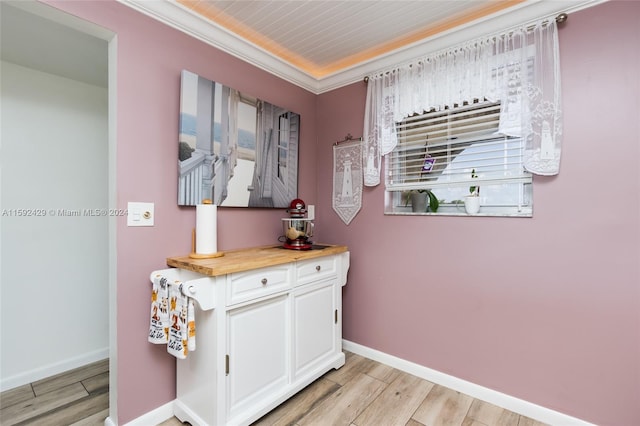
(127, 202, 154, 227)
(307, 204, 315, 220)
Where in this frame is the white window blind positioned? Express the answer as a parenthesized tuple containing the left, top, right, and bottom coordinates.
(386, 100, 533, 216)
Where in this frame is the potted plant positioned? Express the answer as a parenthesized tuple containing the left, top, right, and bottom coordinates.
(406, 189, 439, 213)
(405, 154, 440, 213)
(464, 169, 480, 214)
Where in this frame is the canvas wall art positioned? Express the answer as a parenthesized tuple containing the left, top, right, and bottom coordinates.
(178, 70, 300, 207)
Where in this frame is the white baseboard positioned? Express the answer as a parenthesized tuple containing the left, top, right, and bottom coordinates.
(121, 401, 174, 426)
(0, 347, 109, 392)
(342, 340, 595, 426)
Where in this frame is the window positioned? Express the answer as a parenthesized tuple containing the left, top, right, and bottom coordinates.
(385, 100, 532, 216)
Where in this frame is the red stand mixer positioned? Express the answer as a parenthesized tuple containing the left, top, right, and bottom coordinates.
(281, 198, 314, 250)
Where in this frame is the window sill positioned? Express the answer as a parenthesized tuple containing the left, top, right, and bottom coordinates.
(385, 205, 532, 217)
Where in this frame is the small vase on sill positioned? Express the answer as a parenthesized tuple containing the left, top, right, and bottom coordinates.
(464, 195, 480, 215)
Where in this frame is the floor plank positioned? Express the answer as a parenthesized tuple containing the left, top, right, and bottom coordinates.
(31, 359, 109, 396)
(297, 373, 387, 425)
(463, 399, 521, 426)
(412, 384, 474, 426)
(0, 382, 88, 426)
(518, 416, 550, 426)
(253, 377, 340, 426)
(354, 371, 434, 426)
(365, 361, 402, 384)
(81, 371, 109, 394)
(323, 352, 378, 386)
(25, 392, 109, 426)
(0, 384, 34, 408)
(69, 408, 110, 426)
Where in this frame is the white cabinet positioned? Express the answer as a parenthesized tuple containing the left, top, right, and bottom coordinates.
(161, 249, 349, 426)
(293, 279, 336, 379)
(227, 295, 289, 420)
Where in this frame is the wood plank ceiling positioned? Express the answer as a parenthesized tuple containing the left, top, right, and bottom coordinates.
(176, 0, 524, 79)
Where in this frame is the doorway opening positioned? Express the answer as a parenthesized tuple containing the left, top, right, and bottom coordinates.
(0, 1, 116, 423)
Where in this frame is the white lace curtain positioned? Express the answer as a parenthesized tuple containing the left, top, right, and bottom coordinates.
(362, 19, 562, 187)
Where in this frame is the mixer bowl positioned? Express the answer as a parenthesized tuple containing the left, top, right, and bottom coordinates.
(282, 218, 314, 240)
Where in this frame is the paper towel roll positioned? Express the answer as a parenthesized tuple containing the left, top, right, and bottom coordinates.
(195, 203, 217, 255)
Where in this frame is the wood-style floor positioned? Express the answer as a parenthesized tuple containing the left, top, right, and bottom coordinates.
(162, 351, 549, 426)
(0, 359, 109, 425)
(1, 352, 548, 426)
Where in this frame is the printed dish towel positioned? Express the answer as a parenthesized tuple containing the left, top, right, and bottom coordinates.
(168, 282, 189, 359)
(187, 299, 196, 352)
(149, 275, 196, 359)
(148, 274, 169, 344)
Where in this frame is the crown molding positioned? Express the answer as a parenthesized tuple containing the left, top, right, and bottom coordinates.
(119, 0, 605, 95)
(118, 0, 320, 92)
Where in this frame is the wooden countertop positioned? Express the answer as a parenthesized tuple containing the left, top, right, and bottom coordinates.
(167, 244, 348, 277)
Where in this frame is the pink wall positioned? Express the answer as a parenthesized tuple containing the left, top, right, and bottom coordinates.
(39, 0, 640, 424)
(317, 2, 639, 425)
(43, 1, 317, 423)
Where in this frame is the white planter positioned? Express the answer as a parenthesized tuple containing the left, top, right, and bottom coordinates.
(464, 196, 480, 214)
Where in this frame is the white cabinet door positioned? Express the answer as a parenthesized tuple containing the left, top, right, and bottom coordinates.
(227, 295, 289, 421)
(293, 280, 336, 379)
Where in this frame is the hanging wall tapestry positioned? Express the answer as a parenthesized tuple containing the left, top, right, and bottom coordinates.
(332, 136, 363, 225)
(178, 70, 300, 208)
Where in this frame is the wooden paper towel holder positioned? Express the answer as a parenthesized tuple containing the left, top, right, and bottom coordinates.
(189, 228, 224, 259)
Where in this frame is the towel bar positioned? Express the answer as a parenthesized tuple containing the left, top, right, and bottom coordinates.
(150, 269, 216, 311)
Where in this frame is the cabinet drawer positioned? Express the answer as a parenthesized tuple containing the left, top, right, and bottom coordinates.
(228, 265, 291, 305)
(296, 256, 337, 286)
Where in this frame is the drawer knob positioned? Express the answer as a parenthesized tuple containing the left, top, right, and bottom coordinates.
(315, 265, 321, 271)
(261, 278, 268, 285)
